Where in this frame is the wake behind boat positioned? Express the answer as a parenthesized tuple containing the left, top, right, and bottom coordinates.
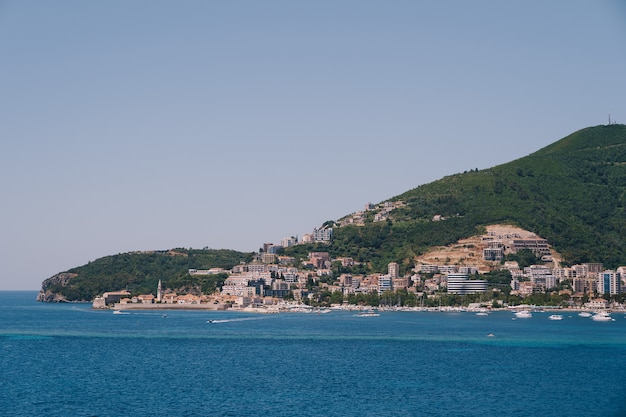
(355, 310, 380, 317)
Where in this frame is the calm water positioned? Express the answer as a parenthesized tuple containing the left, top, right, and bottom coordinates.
(1, 291, 626, 417)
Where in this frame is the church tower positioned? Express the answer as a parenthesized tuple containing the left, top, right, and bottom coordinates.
(156, 279, 163, 303)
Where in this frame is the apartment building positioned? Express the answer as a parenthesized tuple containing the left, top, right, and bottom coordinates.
(598, 270, 621, 295)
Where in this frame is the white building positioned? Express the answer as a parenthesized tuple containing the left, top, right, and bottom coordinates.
(446, 273, 487, 295)
(189, 268, 225, 275)
(420, 264, 439, 274)
(378, 275, 393, 294)
(313, 227, 333, 242)
(280, 236, 298, 247)
(439, 265, 457, 274)
(526, 265, 557, 289)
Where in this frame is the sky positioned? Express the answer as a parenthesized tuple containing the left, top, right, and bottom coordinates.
(1, 1, 625, 290)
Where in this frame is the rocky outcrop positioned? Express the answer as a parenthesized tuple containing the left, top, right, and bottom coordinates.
(36, 272, 77, 302)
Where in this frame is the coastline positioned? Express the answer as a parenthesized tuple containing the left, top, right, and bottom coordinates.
(105, 302, 618, 314)
(111, 303, 229, 311)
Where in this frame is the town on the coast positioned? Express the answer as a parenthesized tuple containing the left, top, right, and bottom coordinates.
(92, 206, 626, 316)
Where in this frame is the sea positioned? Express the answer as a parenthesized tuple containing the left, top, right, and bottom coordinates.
(1, 291, 626, 417)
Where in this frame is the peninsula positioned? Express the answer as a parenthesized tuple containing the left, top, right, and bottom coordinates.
(37, 125, 626, 311)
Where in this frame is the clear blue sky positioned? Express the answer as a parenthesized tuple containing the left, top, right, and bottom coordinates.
(1, 1, 625, 290)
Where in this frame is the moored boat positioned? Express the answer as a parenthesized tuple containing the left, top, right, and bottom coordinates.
(548, 314, 563, 320)
(514, 310, 532, 318)
(591, 311, 613, 322)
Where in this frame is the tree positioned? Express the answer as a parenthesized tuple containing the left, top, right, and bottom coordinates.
(504, 249, 541, 269)
(330, 291, 344, 305)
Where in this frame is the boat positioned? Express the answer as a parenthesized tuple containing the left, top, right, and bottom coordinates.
(514, 310, 532, 319)
(578, 311, 592, 318)
(476, 311, 489, 316)
(113, 310, 129, 315)
(548, 314, 563, 320)
(591, 311, 613, 322)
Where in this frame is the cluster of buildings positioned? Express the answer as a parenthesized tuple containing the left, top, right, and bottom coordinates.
(510, 262, 624, 297)
(92, 221, 625, 310)
(482, 230, 622, 298)
(92, 280, 226, 309)
(253, 226, 334, 264)
(417, 237, 624, 299)
(218, 256, 410, 306)
(482, 235, 552, 262)
(93, 255, 624, 311)
(419, 259, 624, 300)
(339, 201, 405, 226)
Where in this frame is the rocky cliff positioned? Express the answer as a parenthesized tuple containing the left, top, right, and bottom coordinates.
(36, 272, 77, 302)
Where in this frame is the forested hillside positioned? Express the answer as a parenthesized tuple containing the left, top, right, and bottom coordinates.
(327, 124, 626, 273)
(39, 249, 253, 301)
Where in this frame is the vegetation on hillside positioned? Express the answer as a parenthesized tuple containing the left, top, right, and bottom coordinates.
(46, 249, 253, 300)
(308, 124, 626, 271)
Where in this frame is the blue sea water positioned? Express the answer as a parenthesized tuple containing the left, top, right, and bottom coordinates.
(1, 291, 626, 417)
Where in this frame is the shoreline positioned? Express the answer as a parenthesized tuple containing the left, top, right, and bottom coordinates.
(111, 303, 229, 311)
(104, 302, 622, 314)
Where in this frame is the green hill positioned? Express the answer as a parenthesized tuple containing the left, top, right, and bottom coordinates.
(326, 124, 626, 274)
(37, 249, 253, 302)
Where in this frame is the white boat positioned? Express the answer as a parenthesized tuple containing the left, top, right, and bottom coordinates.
(578, 311, 592, 318)
(548, 314, 563, 320)
(476, 312, 489, 316)
(113, 310, 129, 315)
(514, 310, 532, 319)
(591, 311, 613, 322)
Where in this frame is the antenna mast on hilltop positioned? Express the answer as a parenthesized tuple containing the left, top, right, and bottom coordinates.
(609, 113, 611, 125)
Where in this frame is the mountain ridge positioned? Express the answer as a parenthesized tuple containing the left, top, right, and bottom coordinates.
(327, 124, 626, 273)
